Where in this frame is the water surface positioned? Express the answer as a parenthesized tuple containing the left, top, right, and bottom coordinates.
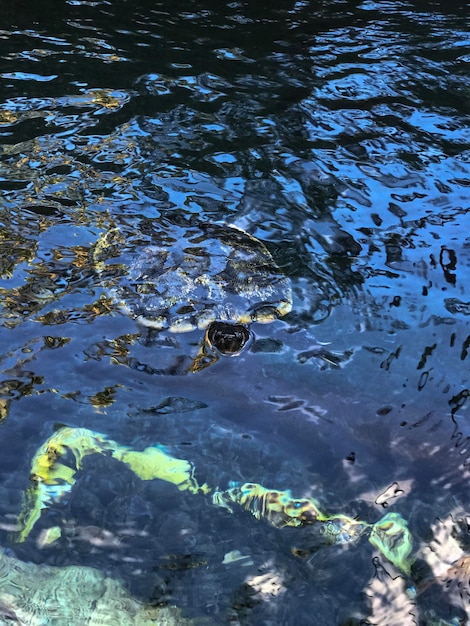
(0, 0, 469, 623)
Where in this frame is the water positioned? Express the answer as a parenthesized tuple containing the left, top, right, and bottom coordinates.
(0, 0, 469, 623)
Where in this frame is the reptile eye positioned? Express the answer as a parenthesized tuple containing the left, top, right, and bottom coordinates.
(206, 322, 250, 355)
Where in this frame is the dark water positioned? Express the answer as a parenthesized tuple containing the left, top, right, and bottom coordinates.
(0, 0, 469, 623)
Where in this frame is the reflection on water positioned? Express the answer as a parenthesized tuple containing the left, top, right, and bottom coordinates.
(0, 0, 469, 623)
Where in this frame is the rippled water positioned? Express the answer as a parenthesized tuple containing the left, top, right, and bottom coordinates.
(0, 0, 469, 623)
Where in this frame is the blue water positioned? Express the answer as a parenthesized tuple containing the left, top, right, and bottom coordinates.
(0, 0, 469, 623)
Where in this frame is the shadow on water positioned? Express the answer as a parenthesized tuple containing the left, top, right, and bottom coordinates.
(0, 0, 469, 623)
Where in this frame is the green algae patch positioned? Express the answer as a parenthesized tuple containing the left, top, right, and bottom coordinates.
(114, 446, 210, 494)
(369, 512, 414, 574)
(15, 426, 416, 578)
(15, 426, 207, 543)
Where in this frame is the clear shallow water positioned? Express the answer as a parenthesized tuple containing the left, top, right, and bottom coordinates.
(0, 0, 469, 623)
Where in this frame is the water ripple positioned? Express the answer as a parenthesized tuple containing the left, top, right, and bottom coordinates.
(0, 0, 469, 622)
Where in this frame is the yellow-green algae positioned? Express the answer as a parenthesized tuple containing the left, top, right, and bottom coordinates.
(369, 512, 414, 574)
(211, 481, 368, 543)
(15, 426, 414, 574)
(16, 427, 209, 543)
(212, 481, 324, 526)
(0, 547, 193, 625)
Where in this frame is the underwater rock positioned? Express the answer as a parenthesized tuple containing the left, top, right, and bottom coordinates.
(363, 558, 416, 626)
(0, 548, 193, 625)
